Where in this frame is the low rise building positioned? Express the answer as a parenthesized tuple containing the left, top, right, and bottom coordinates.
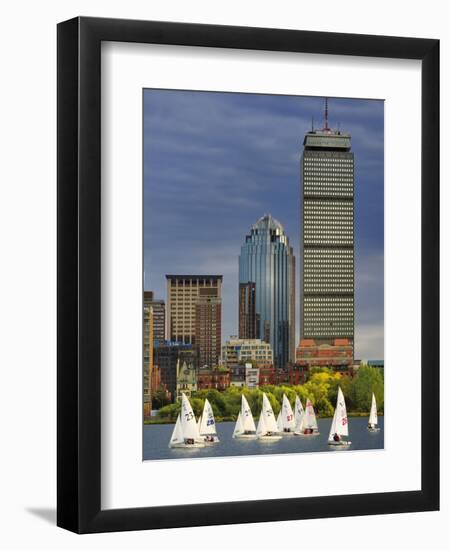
(197, 367, 231, 391)
(176, 361, 197, 400)
(295, 338, 353, 374)
(153, 341, 196, 402)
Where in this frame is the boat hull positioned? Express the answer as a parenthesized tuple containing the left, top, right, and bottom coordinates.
(233, 433, 257, 439)
(202, 436, 220, 444)
(169, 442, 206, 449)
(328, 440, 352, 447)
(294, 431, 320, 437)
(368, 427, 381, 433)
(257, 435, 283, 441)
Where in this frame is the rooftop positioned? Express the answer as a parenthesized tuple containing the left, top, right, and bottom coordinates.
(166, 274, 223, 280)
(251, 213, 284, 232)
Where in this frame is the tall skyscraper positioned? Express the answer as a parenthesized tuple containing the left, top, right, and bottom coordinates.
(238, 282, 259, 340)
(166, 275, 222, 365)
(195, 289, 222, 368)
(239, 214, 295, 368)
(144, 291, 166, 344)
(300, 99, 354, 355)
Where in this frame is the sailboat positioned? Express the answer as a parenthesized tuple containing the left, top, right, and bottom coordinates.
(294, 398, 320, 436)
(232, 394, 257, 439)
(168, 393, 205, 448)
(368, 392, 380, 432)
(328, 387, 351, 447)
(256, 393, 282, 441)
(198, 398, 220, 443)
(276, 394, 296, 434)
(293, 395, 305, 433)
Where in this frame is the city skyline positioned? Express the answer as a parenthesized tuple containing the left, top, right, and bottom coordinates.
(144, 90, 384, 360)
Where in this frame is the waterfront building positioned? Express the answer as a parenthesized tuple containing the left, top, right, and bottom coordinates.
(197, 367, 231, 391)
(245, 363, 260, 389)
(259, 365, 276, 386)
(288, 364, 309, 385)
(143, 305, 154, 420)
(239, 215, 295, 368)
(195, 291, 222, 368)
(144, 291, 166, 344)
(222, 338, 273, 369)
(300, 99, 355, 359)
(166, 275, 222, 366)
(150, 365, 162, 396)
(295, 338, 353, 375)
(238, 282, 259, 339)
(153, 341, 196, 402)
(176, 361, 197, 400)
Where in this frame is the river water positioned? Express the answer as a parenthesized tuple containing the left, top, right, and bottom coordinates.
(143, 416, 384, 461)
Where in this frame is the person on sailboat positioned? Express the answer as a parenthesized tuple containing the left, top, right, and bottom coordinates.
(333, 432, 341, 442)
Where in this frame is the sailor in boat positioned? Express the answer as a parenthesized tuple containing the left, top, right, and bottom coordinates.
(185, 438, 195, 445)
(333, 433, 341, 442)
(205, 434, 215, 443)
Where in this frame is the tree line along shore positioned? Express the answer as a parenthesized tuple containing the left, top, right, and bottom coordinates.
(145, 366, 384, 424)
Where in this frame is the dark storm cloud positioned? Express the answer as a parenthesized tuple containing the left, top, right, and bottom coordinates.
(144, 90, 384, 359)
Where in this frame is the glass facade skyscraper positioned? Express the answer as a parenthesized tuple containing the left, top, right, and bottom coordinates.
(239, 214, 295, 368)
(300, 101, 354, 353)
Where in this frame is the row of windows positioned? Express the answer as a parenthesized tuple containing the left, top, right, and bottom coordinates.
(304, 158, 353, 164)
(304, 264, 353, 270)
(305, 238, 353, 245)
(305, 249, 353, 256)
(305, 202, 353, 209)
(305, 218, 353, 226)
(304, 171, 353, 176)
(304, 190, 353, 198)
(305, 291, 353, 297)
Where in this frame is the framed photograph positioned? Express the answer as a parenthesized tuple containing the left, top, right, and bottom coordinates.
(57, 17, 439, 533)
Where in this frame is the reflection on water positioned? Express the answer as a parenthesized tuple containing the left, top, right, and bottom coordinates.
(143, 416, 384, 461)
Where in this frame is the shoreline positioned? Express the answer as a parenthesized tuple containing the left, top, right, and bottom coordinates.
(144, 412, 383, 425)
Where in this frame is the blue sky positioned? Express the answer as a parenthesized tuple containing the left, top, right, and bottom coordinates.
(143, 90, 384, 360)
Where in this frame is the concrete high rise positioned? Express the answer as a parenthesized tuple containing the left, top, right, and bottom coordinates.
(143, 305, 154, 419)
(166, 275, 222, 363)
(300, 99, 354, 355)
(144, 291, 166, 344)
(195, 290, 222, 368)
(239, 215, 295, 368)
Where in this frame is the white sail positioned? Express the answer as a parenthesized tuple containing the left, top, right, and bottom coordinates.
(233, 412, 244, 438)
(180, 393, 201, 441)
(197, 415, 202, 431)
(241, 394, 256, 432)
(256, 410, 266, 437)
(328, 387, 349, 441)
(168, 414, 184, 447)
(303, 398, 319, 431)
(368, 393, 378, 427)
(294, 396, 305, 431)
(199, 398, 218, 437)
(281, 394, 295, 431)
(276, 412, 283, 432)
(262, 393, 278, 433)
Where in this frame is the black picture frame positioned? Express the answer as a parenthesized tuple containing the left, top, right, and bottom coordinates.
(57, 16, 439, 534)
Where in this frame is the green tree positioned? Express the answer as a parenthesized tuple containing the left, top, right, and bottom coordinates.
(350, 366, 384, 412)
(157, 402, 180, 420)
(151, 386, 170, 410)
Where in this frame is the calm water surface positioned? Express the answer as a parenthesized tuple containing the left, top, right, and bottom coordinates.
(143, 416, 384, 461)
